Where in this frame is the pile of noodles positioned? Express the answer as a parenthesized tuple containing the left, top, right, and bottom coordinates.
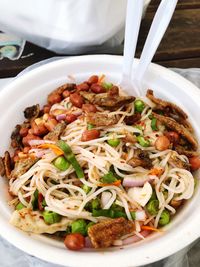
(9, 95, 194, 235)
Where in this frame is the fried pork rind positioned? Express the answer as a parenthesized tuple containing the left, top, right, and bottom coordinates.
(10, 208, 72, 234)
(44, 122, 66, 141)
(152, 113, 198, 151)
(128, 149, 152, 169)
(80, 91, 135, 111)
(24, 104, 40, 120)
(11, 157, 38, 179)
(88, 217, 134, 248)
(86, 112, 118, 126)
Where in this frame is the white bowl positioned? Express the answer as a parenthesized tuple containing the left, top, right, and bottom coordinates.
(0, 55, 200, 267)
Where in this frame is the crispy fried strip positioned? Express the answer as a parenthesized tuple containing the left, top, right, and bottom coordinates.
(86, 112, 118, 126)
(152, 112, 198, 150)
(88, 217, 134, 248)
(147, 89, 188, 119)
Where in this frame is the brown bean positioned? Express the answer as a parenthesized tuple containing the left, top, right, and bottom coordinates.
(19, 127, 29, 137)
(90, 83, 106, 94)
(64, 233, 85, 251)
(82, 104, 97, 113)
(43, 104, 51, 114)
(62, 90, 70, 98)
(66, 114, 77, 124)
(31, 121, 48, 136)
(81, 129, 100, 141)
(87, 75, 99, 85)
(44, 118, 58, 132)
(22, 134, 41, 146)
(11, 140, 18, 148)
(23, 147, 31, 153)
(77, 82, 90, 92)
(70, 92, 84, 108)
(48, 93, 62, 105)
(165, 131, 179, 145)
(155, 136, 170, 151)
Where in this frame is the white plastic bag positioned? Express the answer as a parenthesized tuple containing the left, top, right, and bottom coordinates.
(0, 0, 150, 54)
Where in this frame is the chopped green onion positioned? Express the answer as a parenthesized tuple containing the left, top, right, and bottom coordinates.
(53, 156, 70, 171)
(57, 140, 84, 179)
(102, 82, 113, 90)
(31, 189, 39, 210)
(147, 200, 159, 215)
(159, 210, 170, 226)
(86, 222, 95, 234)
(42, 199, 47, 208)
(82, 184, 91, 194)
(137, 136, 150, 147)
(43, 210, 61, 224)
(134, 100, 145, 113)
(150, 190, 157, 201)
(92, 209, 126, 218)
(16, 202, 25, 210)
(101, 171, 117, 184)
(71, 219, 87, 236)
(87, 123, 94, 130)
(91, 198, 101, 211)
(130, 211, 136, 220)
(151, 118, 158, 131)
(107, 133, 120, 147)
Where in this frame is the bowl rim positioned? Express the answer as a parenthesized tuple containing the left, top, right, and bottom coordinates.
(0, 54, 200, 267)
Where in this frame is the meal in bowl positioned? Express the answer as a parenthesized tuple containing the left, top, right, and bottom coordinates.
(0, 75, 199, 251)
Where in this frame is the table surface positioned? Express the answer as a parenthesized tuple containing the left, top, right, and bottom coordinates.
(0, 0, 199, 78)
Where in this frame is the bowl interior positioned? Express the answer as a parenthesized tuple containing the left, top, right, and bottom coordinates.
(0, 55, 200, 267)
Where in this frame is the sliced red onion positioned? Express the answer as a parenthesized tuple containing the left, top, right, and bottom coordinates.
(123, 176, 150, 187)
(72, 110, 82, 116)
(101, 191, 112, 208)
(135, 210, 146, 221)
(28, 139, 55, 146)
(56, 114, 66, 121)
(85, 237, 93, 248)
(122, 231, 150, 245)
(35, 150, 46, 158)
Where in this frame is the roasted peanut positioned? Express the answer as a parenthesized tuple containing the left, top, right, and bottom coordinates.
(155, 136, 170, 151)
(66, 114, 77, 124)
(48, 93, 62, 105)
(87, 75, 98, 85)
(81, 129, 100, 141)
(77, 83, 90, 92)
(70, 93, 84, 108)
(62, 90, 70, 98)
(19, 127, 29, 137)
(22, 134, 41, 146)
(90, 84, 106, 94)
(82, 104, 97, 113)
(31, 121, 48, 136)
(44, 118, 58, 132)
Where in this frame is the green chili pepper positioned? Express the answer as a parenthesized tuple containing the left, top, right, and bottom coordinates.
(53, 156, 70, 171)
(147, 199, 159, 215)
(102, 82, 113, 90)
(107, 133, 120, 147)
(137, 136, 150, 147)
(159, 210, 170, 226)
(57, 140, 84, 178)
(101, 171, 117, 184)
(87, 123, 94, 130)
(16, 202, 25, 210)
(86, 222, 95, 234)
(134, 100, 145, 113)
(71, 219, 87, 236)
(31, 189, 39, 210)
(151, 118, 158, 131)
(43, 210, 62, 224)
(82, 184, 91, 194)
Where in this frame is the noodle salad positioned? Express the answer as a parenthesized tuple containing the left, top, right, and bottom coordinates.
(0, 75, 199, 250)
